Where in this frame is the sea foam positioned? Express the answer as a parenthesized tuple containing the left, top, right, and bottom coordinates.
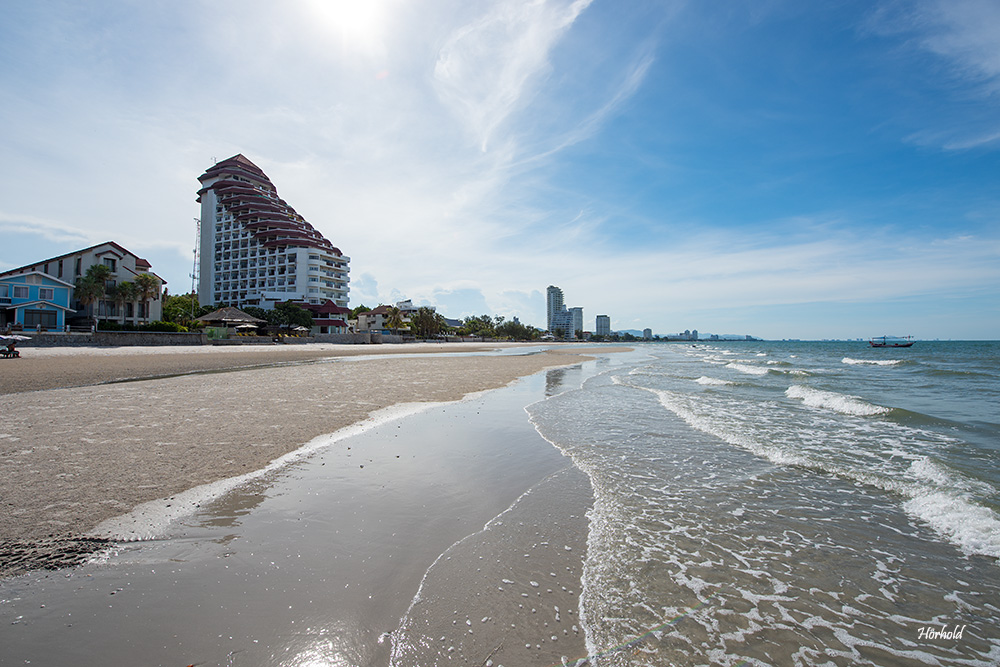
(842, 357, 905, 366)
(786, 385, 891, 416)
(695, 376, 733, 386)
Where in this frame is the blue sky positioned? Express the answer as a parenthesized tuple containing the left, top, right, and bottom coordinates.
(1, 0, 997, 339)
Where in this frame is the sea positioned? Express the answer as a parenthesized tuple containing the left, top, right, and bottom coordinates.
(528, 340, 1000, 666)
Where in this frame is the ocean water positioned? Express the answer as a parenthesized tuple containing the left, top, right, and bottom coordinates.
(529, 341, 1000, 666)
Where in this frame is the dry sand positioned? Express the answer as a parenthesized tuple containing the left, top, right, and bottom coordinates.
(0, 343, 604, 577)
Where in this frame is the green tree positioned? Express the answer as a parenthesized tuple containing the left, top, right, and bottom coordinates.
(410, 307, 445, 338)
(460, 314, 495, 337)
(385, 306, 404, 334)
(241, 306, 269, 322)
(74, 264, 112, 329)
(495, 320, 540, 341)
(133, 273, 161, 324)
(110, 281, 138, 325)
(350, 304, 371, 319)
(267, 301, 314, 329)
(162, 293, 203, 323)
(553, 327, 566, 340)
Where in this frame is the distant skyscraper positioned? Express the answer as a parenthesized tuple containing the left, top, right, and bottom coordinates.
(546, 284, 582, 339)
(643, 328, 652, 340)
(569, 307, 583, 337)
(596, 315, 611, 336)
(197, 154, 349, 309)
(546, 285, 564, 332)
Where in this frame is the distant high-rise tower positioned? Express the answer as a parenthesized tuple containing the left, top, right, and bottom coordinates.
(546, 284, 581, 339)
(596, 315, 611, 336)
(569, 307, 583, 337)
(546, 285, 564, 333)
(197, 154, 349, 309)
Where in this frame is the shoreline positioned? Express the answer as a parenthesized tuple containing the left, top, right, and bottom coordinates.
(0, 362, 603, 666)
(0, 344, 620, 579)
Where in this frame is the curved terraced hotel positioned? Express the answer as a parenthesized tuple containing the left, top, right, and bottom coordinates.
(196, 154, 349, 309)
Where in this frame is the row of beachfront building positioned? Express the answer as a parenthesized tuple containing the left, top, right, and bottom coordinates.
(1, 155, 357, 334)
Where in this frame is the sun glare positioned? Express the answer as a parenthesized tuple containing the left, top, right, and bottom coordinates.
(305, 0, 388, 53)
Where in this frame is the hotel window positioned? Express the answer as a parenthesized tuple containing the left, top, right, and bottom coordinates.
(103, 257, 117, 272)
(0, 285, 8, 298)
(13, 285, 29, 299)
(75, 258, 82, 276)
(57, 260, 64, 278)
(39, 288, 54, 301)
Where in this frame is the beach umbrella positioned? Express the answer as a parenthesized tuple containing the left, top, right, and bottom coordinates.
(234, 323, 258, 329)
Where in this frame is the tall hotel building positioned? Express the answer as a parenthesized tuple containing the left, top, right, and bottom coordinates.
(197, 155, 349, 309)
(546, 285, 582, 339)
(596, 314, 611, 336)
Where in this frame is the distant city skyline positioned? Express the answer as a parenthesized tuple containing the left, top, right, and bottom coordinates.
(1, 2, 997, 339)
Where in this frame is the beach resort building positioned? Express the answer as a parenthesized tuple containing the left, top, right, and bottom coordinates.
(0, 241, 165, 326)
(197, 154, 350, 311)
(546, 285, 583, 339)
(357, 305, 391, 333)
(0, 272, 75, 331)
(298, 300, 350, 334)
(643, 328, 653, 340)
(596, 314, 611, 336)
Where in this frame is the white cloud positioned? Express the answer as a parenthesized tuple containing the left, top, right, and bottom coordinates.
(433, 0, 593, 151)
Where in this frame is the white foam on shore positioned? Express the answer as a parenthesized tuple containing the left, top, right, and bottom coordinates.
(89, 401, 442, 541)
(694, 376, 733, 386)
(842, 357, 905, 367)
(786, 385, 891, 416)
(726, 362, 769, 376)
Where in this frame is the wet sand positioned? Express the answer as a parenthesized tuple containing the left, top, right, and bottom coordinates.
(0, 344, 602, 573)
(0, 346, 614, 666)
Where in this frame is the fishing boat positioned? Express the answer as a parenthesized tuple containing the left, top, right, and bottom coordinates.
(869, 335, 914, 348)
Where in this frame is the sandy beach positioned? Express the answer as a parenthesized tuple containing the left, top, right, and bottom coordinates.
(0, 343, 599, 574)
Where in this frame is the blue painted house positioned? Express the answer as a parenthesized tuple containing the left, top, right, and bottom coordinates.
(0, 272, 75, 331)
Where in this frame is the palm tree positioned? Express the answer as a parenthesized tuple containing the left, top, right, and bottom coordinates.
(111, 281, 138, 325)
(385, 306, 404, 334)
(75, 264, 112, 330)
(133, 273, 161, 324)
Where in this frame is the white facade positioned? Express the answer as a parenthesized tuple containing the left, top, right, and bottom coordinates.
(197, 155, 349, 310)
(546, 285, 582, 339)
(569, 307, 583, 337)
(546, 285, 564, 332)
(0, 241, 164, 324)
(596, 314, 611, 336)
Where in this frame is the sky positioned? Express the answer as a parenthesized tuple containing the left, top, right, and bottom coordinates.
(1, 0, 998, 340)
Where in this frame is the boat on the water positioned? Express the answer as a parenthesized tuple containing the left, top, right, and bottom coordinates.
(869, 335, 914, 348)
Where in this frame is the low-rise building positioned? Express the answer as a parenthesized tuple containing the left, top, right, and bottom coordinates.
(357, 305, 391, 332)
(0, 272, 75, 331)
(0, 241, 165, 326)
(298, 300, 350, 334)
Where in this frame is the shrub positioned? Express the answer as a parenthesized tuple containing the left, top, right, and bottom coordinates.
(142, 320, 188, 333)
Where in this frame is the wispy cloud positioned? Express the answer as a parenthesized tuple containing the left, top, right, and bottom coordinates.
(433, 0, 594, 152)
(867, 0, 1000, 150)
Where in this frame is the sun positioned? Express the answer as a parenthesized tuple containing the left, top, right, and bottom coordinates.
(304, 0, 389, 53)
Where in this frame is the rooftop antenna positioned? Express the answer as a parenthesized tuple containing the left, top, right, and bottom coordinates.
(190, 217, 200, 318)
